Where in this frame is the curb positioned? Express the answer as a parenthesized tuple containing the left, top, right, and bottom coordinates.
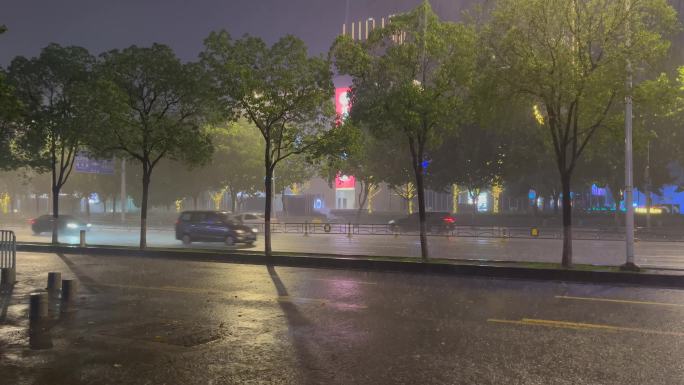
(16, 243, 684, 289)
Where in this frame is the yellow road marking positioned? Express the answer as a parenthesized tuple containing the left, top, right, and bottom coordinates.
(488, 318, 684, 337)
(488, 318, 592, 331)
(556, 295, 684, 308)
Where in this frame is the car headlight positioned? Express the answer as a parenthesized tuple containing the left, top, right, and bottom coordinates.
(235, 229, 245, 234)
(388, 220, 395, 224)
(86, 223, 92, 228)
(251, 228, 259, 233)
(66, 223, 78, 229)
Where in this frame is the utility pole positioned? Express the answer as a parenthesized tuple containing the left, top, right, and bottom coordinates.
(623, 0, 638, 271)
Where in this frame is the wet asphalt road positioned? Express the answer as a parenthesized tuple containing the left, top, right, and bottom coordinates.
(1, 252, 684, 384)
(9, 225, 684, 269)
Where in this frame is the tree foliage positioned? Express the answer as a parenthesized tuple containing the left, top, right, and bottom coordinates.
(7, 44, 94, 243)
(331, 1, 477, 259)
(484, 0, 678, 266)
(202, 32, 335, 255)
(91, 44, 217, 248)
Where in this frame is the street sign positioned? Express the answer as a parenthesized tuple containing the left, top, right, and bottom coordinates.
(74, 153, 115, 175)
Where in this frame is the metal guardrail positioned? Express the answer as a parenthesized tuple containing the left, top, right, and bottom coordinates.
(245, 223, 684, 242)
(247, 223, 631, 240)
(10, 219, 684, 242)
(1, 230, 17, 285)
(1, 230, 16, 270)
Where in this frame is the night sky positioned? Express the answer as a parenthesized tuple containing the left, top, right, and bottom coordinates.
(0, 0, 479, 67)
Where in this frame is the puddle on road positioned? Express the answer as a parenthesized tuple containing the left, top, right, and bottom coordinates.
(99, 321, 224, 348)
(0, 325, 28, 346)
(0, 323, 53, 351)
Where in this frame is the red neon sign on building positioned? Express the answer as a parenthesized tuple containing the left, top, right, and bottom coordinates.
(334, 88, 355, 190)
(335, 174, 356, 189)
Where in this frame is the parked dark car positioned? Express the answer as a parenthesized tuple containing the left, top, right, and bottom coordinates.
(388, 211, 456, 233)
(175, 211, 257, 246)
(30, 214, 91, 235)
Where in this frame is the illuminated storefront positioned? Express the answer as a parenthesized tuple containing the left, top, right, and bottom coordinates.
(335, 174, 355, 209)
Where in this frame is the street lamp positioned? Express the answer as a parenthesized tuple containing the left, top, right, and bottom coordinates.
(622, 0, 639, 271)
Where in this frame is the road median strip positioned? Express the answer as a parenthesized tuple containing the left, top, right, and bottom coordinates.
(15, 242, 684, 288)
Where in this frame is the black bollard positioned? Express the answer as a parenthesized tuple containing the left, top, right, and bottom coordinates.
(29, 292, 48, 321)
(47, 272, 62, 293)
(61, 279, 79, 303)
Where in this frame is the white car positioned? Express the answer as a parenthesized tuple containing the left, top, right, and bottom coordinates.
(232, 213, 279, 226)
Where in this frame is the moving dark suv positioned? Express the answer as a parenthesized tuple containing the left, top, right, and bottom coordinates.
(175, 211, 257, 246)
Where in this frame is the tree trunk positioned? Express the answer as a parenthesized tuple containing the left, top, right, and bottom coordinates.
(469, 192, 478, 224)
(532, 190, 539, 216)
(228, 186, 237, 214)
(51, 185, 59, 244)
(264, 140, 273, 257)
(561, 173, 573, 267)
(356, 180, 369, 224)
(85, 194, 91, 219)
(409, 139, 428, 261)
(646, 190, 652, 228)
(51, 140, 59, 244)
(140, 165, 151, 249)
(229, 188, 238, 213)
(407, 192, 413, 215)
(265, 164, 273, 257)
(103, 197, 107, 214)
(414, 164, 428, 261)
(552, 193, 559, 215)
(611, 187, 621, 226)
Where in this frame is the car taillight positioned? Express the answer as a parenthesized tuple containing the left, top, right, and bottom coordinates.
(29, 218, 36, 224)
(443, 216, 455, 224)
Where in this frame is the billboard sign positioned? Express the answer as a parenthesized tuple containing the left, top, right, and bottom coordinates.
(335, 174, 355, 189)
(74, 152, 115, 175)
